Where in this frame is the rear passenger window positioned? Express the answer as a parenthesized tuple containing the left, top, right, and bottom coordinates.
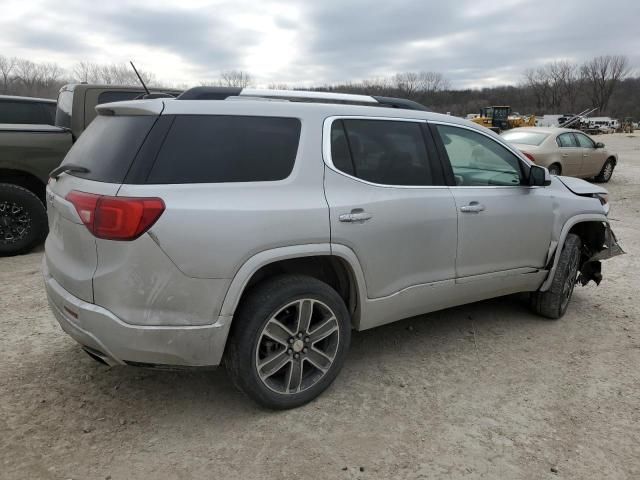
(557, 133, 578, 148)
(147, 116, 300, 184)
(329, 119, 435, 186)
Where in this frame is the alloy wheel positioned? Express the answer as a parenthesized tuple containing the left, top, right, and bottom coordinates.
(255, 299, 340, 395)
(561, 249, 580, 311)
(0, 200, 31, 245)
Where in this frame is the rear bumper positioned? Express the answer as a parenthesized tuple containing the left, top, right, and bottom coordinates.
(43, 260, 232, 367)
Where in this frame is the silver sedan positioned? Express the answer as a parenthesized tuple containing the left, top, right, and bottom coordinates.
(501, 127, 617, 182)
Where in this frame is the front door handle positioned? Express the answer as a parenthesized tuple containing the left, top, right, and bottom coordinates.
(339, 209, 372, 223)
(562, 153, 569, 158)
(460, 202, 486, 213)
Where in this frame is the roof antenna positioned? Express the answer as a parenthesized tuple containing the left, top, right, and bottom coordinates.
(130, 61, 150, 96)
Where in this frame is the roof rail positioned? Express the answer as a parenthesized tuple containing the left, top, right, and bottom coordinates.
(176, 87, 429, 111)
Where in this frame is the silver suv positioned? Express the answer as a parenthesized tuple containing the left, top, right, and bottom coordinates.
(43, 88, 622, 409)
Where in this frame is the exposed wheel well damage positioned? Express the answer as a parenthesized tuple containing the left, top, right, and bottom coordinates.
(568, 221, 623, 286)
(238, 255, 359, 325)
(0, 169, 46, 204)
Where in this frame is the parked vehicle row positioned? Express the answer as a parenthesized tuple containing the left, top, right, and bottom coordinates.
(43, 88, 622, 409)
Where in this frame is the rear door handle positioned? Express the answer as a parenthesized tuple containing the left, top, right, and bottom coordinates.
(460, 202, 486, 213)
(339, 210, 372, 223)
(562, 153, 569, 157)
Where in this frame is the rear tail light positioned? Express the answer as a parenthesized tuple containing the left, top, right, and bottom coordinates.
(66, 190, 165, 240)
(522, 152, 536, 163)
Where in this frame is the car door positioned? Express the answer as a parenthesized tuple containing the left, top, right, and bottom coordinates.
(432, 123, 553, 280)
(574, 132, 605, 177)
(323, 117, 458, 299)
(556, 132, 583, 176)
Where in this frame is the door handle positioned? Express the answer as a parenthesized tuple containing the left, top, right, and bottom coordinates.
(339, 209, 372, 223)
(460, 202, 486, 213)
(583, 154, 589, 157)
(562, 153, 569, 158)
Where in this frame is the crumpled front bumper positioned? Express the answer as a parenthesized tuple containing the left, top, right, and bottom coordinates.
(579, 224, 624, 286)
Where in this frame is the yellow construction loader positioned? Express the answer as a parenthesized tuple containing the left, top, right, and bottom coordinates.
(472, 106, 536, 132)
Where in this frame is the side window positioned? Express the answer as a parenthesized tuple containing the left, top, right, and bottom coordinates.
(435, 125, 522, 187)
(330, 120, 355, 176)
(330, 118, 436, 186)
(574, 133, 595, 148)
(557, 133, 578, 148)
(147, 115, 301, 184)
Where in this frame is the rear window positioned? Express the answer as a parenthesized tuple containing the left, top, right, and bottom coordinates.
(63, 115, 156, 183)
(0, 100, 49, 124)
(146, 115, 301, 184)
(501, 131, 549, 146)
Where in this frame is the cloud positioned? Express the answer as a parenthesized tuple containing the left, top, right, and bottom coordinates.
(0, 0, 638, 88)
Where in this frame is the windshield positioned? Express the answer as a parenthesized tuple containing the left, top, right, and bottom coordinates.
(501, 131, 549, 146)
(55, 90, 73, 129)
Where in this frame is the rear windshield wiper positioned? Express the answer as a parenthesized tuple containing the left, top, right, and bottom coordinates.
(50, 164, 90, 180)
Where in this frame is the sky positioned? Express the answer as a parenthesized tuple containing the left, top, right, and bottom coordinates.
(1, 0, 639, 89)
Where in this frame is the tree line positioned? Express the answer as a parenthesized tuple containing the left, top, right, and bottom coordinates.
(1, 54, 637, 119)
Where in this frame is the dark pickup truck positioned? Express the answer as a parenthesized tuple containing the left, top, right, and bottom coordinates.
(0, 83, 180, 255)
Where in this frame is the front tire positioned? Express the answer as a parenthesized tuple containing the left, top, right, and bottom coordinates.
(530, 234, 581, 319)
(548, 163, 562, 176)
(225, 275, 351, 409)
(0, 183, 48, 257)
(594, 158, 615, 183)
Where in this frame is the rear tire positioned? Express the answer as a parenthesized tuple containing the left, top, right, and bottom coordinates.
(594, 158, 615, 183)
(225, 275, 351, 409)
(530, 234, 581, 319)
(548, 163, 562, 176)
(0, 183, 48, 257)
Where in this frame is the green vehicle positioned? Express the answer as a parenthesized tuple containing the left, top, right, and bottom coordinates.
(0, 83, 180, 256)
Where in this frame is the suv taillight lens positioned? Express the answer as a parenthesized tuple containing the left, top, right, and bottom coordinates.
(66, 191, 165, 240)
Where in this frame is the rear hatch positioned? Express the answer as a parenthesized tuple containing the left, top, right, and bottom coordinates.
(45, 102, 162, 302)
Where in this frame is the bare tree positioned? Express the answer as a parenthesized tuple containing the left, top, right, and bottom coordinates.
(581, 55, 630, 113)
(14, 59, 43, 96)
(419, 71, 450, 94)
(71, 62, 156, 86)
(393, 72, 422, 96)
(219, 70, 253, 88)
(0, 55, 16, 93)
(267, 82, 291, 90)
(393, 71, 450, 97)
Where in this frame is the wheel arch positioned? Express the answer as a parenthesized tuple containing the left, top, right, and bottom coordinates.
(0, 168, 47, 204)
(219, 244, 367, 329)
(539, 214, 609, 291)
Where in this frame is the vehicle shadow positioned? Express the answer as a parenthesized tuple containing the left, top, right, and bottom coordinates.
(28, 293, 551, 420)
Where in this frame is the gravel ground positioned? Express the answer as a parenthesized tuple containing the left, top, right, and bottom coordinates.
(1, 133, 639, 480)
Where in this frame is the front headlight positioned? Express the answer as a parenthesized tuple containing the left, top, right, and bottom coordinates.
(595, 193, 609, 215)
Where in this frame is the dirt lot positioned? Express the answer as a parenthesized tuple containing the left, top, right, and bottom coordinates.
(1, 133, 639, 480)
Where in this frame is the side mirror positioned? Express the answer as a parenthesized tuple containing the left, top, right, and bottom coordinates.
(529, 165, 551, 186)
(595, 142, 605, 149)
